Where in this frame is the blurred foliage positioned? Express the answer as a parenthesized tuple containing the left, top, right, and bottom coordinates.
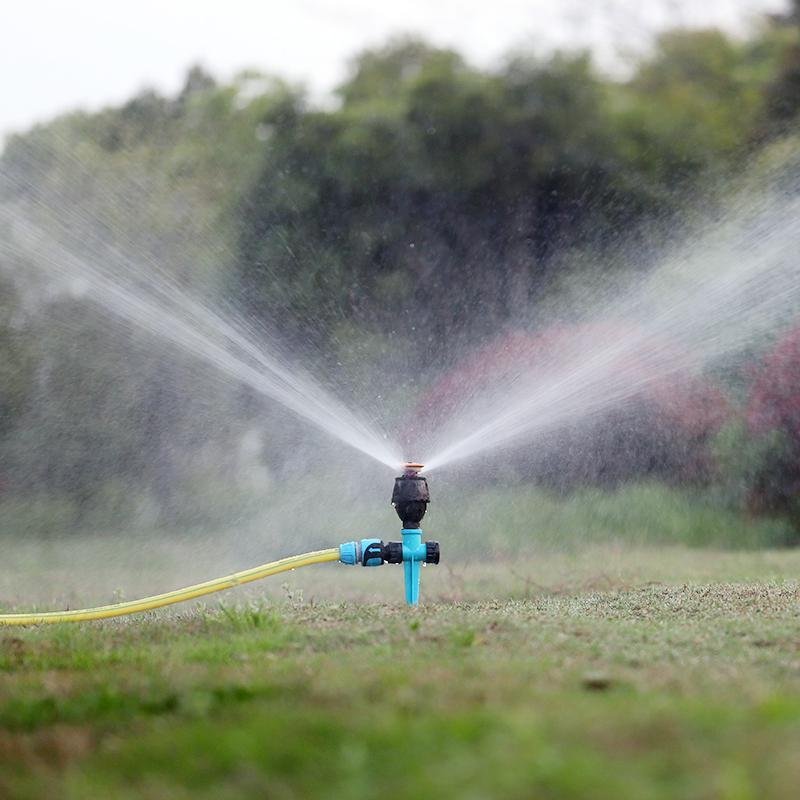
(760, 0, 800, 135)
(744, 325, 800, 532)
(0, 273, 33, 444)
(707, 324, 800, 542)
(234, 25, 798, 357)
(412, 326, 733, 489)
(1, 11, 800, 535)
(1, 65, 293, 292)
(0, 67, 295, 527)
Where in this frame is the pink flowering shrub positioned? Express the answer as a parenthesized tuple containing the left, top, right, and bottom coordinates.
(742, 325, 800, 522)
(413, 325, 730, 487)
(748, 326, 800, 446)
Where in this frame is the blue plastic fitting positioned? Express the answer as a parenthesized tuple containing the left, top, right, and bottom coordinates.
(338, 532, 438, 605)
(338, 539, 383, 567)
(401, 528, 426, 606)
(338, 540, 359, 566)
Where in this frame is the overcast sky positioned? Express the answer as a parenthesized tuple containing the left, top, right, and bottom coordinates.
(1, 0, 788, 138)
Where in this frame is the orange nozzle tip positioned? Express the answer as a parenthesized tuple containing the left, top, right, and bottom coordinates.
(403, 462, 425, 473)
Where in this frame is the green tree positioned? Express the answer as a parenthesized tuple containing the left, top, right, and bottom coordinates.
(236, 41, 633, 361)
(0, 273, 32, 442)
(0, 66, 295, 519)
(761, 0, 800, 135)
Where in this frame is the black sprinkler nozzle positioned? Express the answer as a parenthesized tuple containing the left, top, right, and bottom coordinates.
(391, 463, 429, 528)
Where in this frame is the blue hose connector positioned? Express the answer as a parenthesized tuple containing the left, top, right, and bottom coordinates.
(338, 540, 358, 565)
(338, 539, 384, 566)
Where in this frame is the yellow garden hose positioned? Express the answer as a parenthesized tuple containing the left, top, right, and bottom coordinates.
(0, 547, 340, 626)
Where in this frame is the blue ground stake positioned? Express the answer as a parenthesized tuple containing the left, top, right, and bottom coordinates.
(401, 528, 425, 605)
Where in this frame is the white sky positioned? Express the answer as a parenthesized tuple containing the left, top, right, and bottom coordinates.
(0, 0, 789, 138)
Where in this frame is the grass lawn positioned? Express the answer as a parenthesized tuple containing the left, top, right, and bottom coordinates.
(0, 546, 799, 799)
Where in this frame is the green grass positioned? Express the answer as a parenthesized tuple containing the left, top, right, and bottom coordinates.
(1, 547, 799, 799)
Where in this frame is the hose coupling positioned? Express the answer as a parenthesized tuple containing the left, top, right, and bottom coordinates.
(338, 538, 440, 568)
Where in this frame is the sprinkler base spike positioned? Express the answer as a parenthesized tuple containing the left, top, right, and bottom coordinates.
(401, 529, 425, 606)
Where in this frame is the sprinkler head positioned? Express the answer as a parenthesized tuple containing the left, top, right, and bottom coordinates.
(392, 462, 429, 528)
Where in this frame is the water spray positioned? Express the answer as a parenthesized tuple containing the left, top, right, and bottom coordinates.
(0, 464, 439, 625)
